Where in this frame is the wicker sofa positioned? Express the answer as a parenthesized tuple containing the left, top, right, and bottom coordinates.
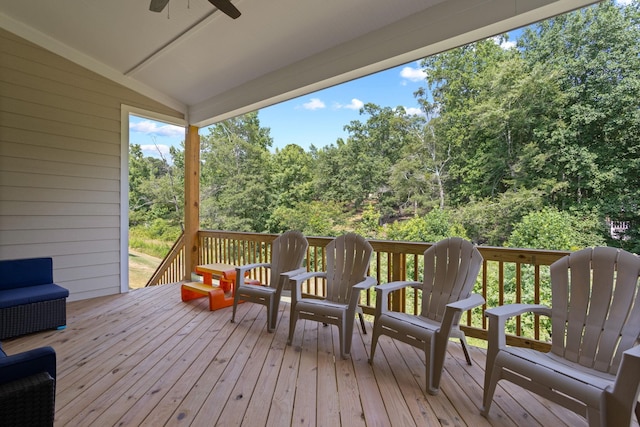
(0, 258, 69, 340)
(0, 342, 56, 426)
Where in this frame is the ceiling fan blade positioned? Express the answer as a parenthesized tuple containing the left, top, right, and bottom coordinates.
(149, 0, 170, 12)
(208, 0, 241, 19)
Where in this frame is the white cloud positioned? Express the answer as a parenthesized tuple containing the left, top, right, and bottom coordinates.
(493, 36, 516, 50)
(404, 107, 424, 116)
(130, 120, 184, 138)
(616, 0, 632, 5)
(400, 64, 426, 82)
(140, 144, 171, 158)
(337, 98, 364, 110)
(302, 98, 326, 110)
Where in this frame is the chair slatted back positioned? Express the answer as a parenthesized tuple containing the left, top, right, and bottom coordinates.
(325, 233, 373, 304)
(268, 230, 308, 290)
(421, 237, 483, 322)
(550, 246, 640, 374)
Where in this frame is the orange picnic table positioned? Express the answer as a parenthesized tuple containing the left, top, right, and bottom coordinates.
(181, 263, 242, 311)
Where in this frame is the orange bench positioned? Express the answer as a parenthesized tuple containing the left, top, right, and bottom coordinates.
(181, 264, 258, 311)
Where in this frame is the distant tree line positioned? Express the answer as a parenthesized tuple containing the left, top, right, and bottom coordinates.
(129, 1, 639, 254)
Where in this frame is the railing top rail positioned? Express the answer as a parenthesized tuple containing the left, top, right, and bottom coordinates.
(198, 229, 570, 265)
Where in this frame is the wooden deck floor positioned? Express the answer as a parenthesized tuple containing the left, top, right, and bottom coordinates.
(3, 284, 597, 427)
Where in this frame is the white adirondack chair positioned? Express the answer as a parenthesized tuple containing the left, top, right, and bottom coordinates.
(231, 230, 308, 332)
(368, 237, 484, 395)
(482, 246, 640, 427)
(287, 233, 376, 359)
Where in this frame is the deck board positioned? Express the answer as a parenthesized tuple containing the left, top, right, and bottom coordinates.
(1, 284, 613, 426)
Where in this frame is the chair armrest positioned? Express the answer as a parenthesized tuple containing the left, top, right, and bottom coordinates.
(484, 303, 551, 321)
(440, 293, 485, 335)
(484, 303, 551, 371)
(353, 276, 377, 291)
(236, 263, 271, 286)
(236, 263, 271, 276)
(280, 267, 307, 280)
(289, 271, 327, 301)
(608, 345, 640, 422)
(374, 281, 422, 315)
(0, 346, 56, 385)
(350, 276, 378, 309)
(447, 293, 485, 312)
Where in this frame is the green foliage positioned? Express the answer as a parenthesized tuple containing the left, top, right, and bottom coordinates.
(455, 189, 545, 246)
(199, 112, 274, 232)
(129, 221, 181, 258)
(268, 201, 345, 236)
(355, 203, 382, 238)
(506, 207, 604, 251)
(129, 143, 184, 228)
(383, 210, 467, 243)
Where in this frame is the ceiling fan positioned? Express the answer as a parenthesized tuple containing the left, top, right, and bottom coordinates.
(149, 0, 241, 19)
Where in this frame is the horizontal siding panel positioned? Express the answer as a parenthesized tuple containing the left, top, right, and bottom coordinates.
(0, 80, 119, 120)
(0, 228, 119, 245)
(56, 262, 120, 282)
(53, 251, 120, 269)
(0, 201, 119, 216)
(0, 215, 119, 230)
(1, 63, 125, 114)
(66, 284, 121, 303)
(1, 140, 119, 169)
(1, 186, 118, 204)
(1, 32, 122, 85)
(0, 239, 120, 259)
(1, 97, 120, 134)
(0, 155, 120, 180)
(62, 275, 120, 300)
(1, 140, 119, 168)
(1, 127, 120, 156)
(1, 112, 120, 146)
(0, 171, 119, 192)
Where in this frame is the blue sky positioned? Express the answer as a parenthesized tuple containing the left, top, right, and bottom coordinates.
(129, 60, 431, 157)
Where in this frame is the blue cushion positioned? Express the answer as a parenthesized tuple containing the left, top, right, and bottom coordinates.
(0, 258, 53, 290)
(0, 342, 6, 358)
(0, 346, 56, 384)
(0, 283, 69, 309)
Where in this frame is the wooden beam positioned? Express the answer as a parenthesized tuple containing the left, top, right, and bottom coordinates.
(184, 125, 200, 280)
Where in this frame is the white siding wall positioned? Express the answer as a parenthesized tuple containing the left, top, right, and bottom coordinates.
(0, 29, 183, 301)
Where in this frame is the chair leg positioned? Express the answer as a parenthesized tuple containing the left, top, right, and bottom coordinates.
(358, 312, 366, 334)
(459, 336, 472, 366)
(231, 292, 239, 323)
(287, 309, 298, 346)
(369, 322, 380, 364)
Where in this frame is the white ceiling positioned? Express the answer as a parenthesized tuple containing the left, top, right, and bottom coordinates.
(0, 0, 598, 127)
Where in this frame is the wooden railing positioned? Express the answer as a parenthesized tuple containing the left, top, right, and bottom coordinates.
(145, 232, 186, 287)
(147, 230, 570, 350)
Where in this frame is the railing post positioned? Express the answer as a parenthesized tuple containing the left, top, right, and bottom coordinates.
(184, 125, 200, 281)
(391, 252, 404, 312)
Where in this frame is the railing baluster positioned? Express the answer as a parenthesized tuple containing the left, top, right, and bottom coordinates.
(147, 230, 568, 350)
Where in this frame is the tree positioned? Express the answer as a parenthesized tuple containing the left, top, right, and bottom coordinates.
(390, 110, 450, 215)
(314, 104, 415, 210)
(129, 143, 183, 228)
(199, 112, 274, 232)
(519, 1, 640, 231)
